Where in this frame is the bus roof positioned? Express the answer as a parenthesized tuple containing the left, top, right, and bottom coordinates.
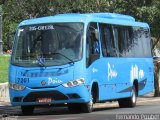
(19, 13, 149, 28)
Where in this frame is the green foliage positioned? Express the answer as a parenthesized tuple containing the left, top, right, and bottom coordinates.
(0, 0, 160, 51)
(0, 55, 10, 83)
(0, 5, 2, 14)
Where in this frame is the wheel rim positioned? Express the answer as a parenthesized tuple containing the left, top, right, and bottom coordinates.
(89, 95, 93, 110)
(132, 89, 136, 103)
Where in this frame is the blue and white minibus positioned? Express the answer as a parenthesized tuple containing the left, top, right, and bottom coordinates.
(9, 13, 154, 115)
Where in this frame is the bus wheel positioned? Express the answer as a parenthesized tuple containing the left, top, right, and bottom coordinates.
(21, 106, 34, 115)
(81, 94, 93, 113)
(118, 86, 137, 108)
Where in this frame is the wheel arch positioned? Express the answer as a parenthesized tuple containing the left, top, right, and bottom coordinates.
(91, 82, 99, 103)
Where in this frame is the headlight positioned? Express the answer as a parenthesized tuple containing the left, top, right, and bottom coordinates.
(9, 83, 26, 91)
(62, 78, 85, 88)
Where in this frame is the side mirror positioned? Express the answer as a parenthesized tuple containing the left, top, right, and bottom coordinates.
(7, 32, 15, 49)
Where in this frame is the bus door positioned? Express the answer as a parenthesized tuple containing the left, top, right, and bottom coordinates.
(86, 22, 101, 83)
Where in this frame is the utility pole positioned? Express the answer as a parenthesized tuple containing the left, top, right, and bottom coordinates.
(0, 14, 2, 54)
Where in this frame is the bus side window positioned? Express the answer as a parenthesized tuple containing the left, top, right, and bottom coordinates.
(100, 23, 117, 57)
(112, 26, 120, 57)
(106, 26, 116, 57)
(99, 24, 107, 57)
(86, 23, 100, 67)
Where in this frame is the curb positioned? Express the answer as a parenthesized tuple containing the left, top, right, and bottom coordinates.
(0, 102, 10, 106)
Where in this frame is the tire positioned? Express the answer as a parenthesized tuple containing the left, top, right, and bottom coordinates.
(118, 86, 137, 108)
(21, 106, 34, 115)
(68, 103, 81, 113)
(81, 94, 93, 113)
(154, 69, 160, 97)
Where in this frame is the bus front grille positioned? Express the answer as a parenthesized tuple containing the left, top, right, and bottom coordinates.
(23, 90, 68, 102)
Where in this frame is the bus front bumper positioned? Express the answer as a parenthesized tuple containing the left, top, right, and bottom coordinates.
(9, 84, 90, 106)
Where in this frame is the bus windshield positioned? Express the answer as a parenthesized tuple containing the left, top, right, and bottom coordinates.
(11, 23, 84, 67)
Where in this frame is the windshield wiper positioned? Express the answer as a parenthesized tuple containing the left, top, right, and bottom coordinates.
(51, 52, 74, 65)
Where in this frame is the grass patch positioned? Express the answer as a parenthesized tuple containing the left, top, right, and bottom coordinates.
(0, 55, 10, 83)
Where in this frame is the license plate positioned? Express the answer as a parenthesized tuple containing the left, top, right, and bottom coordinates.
(38, 98, 52, 103)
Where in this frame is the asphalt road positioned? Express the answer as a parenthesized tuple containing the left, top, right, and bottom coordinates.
(1, 98, 160, 120)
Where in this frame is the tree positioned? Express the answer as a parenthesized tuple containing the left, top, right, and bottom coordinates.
(1, 0, 160, 51)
